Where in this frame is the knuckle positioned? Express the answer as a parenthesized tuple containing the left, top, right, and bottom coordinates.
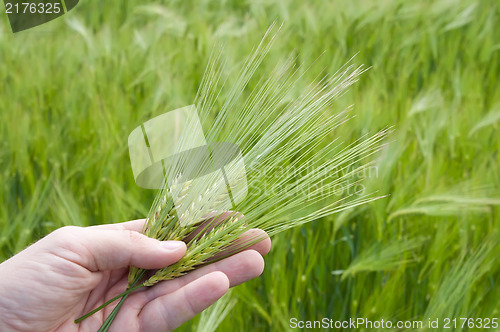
(124, 229, 145, 243)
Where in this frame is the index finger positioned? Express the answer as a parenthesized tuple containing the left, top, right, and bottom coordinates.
(90, 219, 146, 232)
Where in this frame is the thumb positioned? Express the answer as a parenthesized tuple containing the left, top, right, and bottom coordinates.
(47, 226, 186, 271)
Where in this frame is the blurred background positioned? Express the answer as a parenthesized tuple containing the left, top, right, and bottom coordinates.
(0, 0, 499, 330)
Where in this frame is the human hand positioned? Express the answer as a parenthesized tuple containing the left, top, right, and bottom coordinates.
(0, 219, 271, 332)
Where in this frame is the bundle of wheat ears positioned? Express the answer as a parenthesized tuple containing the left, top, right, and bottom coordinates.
(75, 24, 390, 331)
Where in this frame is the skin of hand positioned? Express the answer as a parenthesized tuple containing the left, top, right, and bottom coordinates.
(0, 219, 271, 332)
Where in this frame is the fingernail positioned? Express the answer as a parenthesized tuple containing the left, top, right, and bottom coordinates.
(160, 241, 185, 251)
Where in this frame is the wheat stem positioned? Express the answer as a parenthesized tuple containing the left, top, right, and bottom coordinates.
(74, 283, 144, 324)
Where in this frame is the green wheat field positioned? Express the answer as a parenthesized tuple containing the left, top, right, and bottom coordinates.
(1, 0, 499, 331)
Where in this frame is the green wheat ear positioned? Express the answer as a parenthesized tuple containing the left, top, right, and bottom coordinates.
(76, 23, 391, 331)
(144, 214, 247, 286)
